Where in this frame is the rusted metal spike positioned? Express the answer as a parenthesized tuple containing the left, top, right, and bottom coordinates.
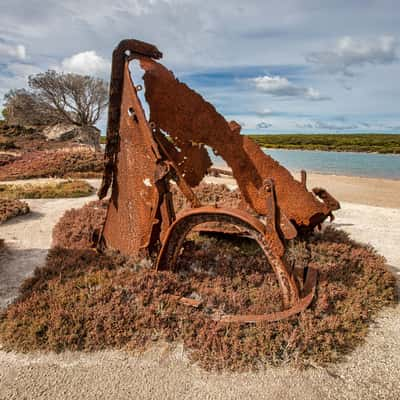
(301, 170, 307, 189)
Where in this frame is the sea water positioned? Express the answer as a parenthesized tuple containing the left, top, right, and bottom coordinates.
(211, 148, 400, 180)
(263, 149, 400, 180)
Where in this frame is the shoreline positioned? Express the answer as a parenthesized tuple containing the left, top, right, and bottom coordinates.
(261, 146, 400, 156)
(288, 167, 400, 181)
(206, 168, 400, 209)
(1, 173, 399, 209)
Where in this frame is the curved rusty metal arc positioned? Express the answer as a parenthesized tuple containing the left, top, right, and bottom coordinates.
(169, 266, 317, 324)
(218, 267, 317, 323)
(155, 206, 301, 313)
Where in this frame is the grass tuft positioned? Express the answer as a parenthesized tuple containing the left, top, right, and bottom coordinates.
(0, 180, 94, 200)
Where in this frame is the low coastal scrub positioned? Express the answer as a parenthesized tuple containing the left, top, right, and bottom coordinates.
(0, 154, 19, 167)
(0, 199, 30, 223)
(0, 136, 18, 151)
(249, 134, 400, 154)
(52, 184, 241, 250)
(0, 180, 94, 200)
(0, 185, 397, 371)
(0, 148, 104, 181)
(52, 199, 108, 249)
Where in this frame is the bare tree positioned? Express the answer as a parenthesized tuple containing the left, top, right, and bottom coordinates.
(3, 70, 108, 127)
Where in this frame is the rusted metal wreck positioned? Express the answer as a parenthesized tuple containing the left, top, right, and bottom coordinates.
(98, 39, 340, 323)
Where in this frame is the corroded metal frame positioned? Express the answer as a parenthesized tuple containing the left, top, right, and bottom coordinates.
(98, 39, 340, 324)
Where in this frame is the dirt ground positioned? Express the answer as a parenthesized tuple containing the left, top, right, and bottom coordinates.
(0, 176, 399, 400)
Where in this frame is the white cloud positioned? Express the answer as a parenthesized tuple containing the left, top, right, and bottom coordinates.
(250, 75, 330, 101)
(314, 120, 358, 130)
(307, 36, 398, 76)
(296, 122, 314, 129)
(257, 121, 272, 129)
(60, 51, 109, 77)
(252, 76, 292, 94)
(297, 120, 358, 130)
(0, 42, 26, 60)
(256, 108, 273, 116)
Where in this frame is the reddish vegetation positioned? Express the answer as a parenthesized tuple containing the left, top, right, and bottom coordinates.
(52, 184, 241, 250)
(52, 200, 108, 249)
(0, 149, 103, 181)
(0, 184, 397, 371)
(171, 183, 242, 210)
(0, 198, 30, 223)
(0, 154, 20, 167)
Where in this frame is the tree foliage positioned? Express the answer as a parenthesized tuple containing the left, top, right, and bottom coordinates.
(3, 70, 108, 127)
(3, 89, 59, 126)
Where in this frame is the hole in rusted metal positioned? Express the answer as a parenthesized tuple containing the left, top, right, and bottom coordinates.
(128, 107, 139, 123)
(128, 59, 150, 119)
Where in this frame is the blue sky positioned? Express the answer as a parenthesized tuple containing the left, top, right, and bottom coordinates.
(0, 0, 399, 134)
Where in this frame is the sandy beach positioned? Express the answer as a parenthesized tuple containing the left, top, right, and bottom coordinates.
(0, 174, 399, 399)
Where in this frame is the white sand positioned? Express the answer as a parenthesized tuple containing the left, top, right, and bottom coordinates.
(0, 176, 399, 399)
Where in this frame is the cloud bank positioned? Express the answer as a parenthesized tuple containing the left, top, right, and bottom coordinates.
(307, 36, 398, 76)
(250, 75, 330, 101)
(60, 51, 110, 77)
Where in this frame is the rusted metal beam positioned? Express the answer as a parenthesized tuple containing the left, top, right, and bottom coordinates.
(98, 39, 162, 200)
(139, 58, 338, 232)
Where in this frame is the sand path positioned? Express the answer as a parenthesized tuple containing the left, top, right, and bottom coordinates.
(0, 177, 399, 399)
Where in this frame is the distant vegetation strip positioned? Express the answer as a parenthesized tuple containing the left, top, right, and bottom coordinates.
(101, 134, 400, 153)
(0, 180, 94, 200)
(248, 134, 400, 154)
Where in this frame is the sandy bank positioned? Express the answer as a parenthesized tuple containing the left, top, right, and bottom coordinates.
(206, 169, 400, 209)
(0, 176, 399, 399)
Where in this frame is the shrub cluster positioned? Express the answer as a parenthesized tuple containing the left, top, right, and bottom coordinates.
(0, 184, 397, 371)
(0, 154, 19, 167)
(0, 149, 103, 181)
(52, 200, 108, 249)
(0, 198, 30, 223)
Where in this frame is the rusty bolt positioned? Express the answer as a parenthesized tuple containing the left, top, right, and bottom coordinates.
(263, 180, 272, 192)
